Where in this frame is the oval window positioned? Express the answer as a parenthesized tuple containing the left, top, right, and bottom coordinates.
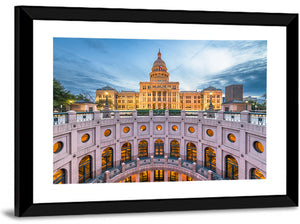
(253, 141, 264, 153)
(53, 141, 63, 153)
(228, 134, 236, 143)
(104, 129, 111, 137)
(156, 125, 162, 131)
(81, 134, 90, 143)
(123, 127, 130, 133)
(140, 125, 146, 131)
(206, 129, 214, 137)
(172, 125, 178, 131)
(188, 127, 195, 133)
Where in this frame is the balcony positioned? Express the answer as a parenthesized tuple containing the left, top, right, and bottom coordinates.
(53, 110, 266, 126)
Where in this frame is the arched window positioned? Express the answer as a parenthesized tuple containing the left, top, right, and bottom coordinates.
(169, 171, 178, 181)
(53, 169, 66, 184)
(102, 147, 113, 172)
(79, 155, 92, 183)
(205, 147, 216, 171)
(187, 142, 197, 162)
(121, 142, 131, 163)
(250, 168, 265, 179)
(154, 139, 164, 157)
(139, 171, 149, 182)
(225, 155, 239, 180)
(138, 140, 148, 158)
(154, 170, 164, 182)
(170, 140, 180, 158)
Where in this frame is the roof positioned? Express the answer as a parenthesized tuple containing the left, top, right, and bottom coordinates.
(222, 100, 247, 104)
(203, 86, 222, 91)
(74, 100, 97, 104)
(97, 85, 116, 91)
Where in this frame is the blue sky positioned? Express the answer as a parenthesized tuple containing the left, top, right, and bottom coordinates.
(53, 38, 267, 99)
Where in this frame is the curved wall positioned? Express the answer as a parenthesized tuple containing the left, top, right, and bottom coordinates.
(53, 110, 266, 184)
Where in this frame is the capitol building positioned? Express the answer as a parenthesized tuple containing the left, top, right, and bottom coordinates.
(96, 50, 222, 111)
(53, 51, 266, 185)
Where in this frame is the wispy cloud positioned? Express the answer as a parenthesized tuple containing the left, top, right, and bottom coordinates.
(53, 38, 267, 97)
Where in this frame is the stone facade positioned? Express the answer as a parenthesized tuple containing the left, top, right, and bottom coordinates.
(53, 110, 266, 184)
(95, 51, 222, 111)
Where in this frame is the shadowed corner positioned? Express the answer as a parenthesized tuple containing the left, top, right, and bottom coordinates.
(3, 209, 15, 218)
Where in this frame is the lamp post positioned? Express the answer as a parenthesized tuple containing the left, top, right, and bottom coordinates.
(210, 92, 212, 106)
(105, 92, 108, 107)
(70, 100, 73, 111)
(245, 100, 248, 111)
(116, 94, 118, 110)
(60, 105, 62, 113)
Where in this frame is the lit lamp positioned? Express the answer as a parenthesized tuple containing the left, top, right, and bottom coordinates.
(245, 100, 248, 110)
(60, 104, 62, 113)
(105, 92, 108, 106)
(70, 100, 73, 111)
(208, 92, 214, 112)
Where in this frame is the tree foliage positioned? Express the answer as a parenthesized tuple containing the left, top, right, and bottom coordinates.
(53, 78, 95, 112)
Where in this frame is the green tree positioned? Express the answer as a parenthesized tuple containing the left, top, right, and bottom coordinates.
(53, 78, 76, 112)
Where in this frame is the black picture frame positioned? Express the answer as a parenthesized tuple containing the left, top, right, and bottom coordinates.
(15, 6, 298, 217)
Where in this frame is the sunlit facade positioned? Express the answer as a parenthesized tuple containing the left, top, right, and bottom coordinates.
(96, 50, 222, 111)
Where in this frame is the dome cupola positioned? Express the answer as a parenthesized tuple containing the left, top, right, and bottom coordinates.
(152, 49, 167, 72)
(149, 50, 169, 82)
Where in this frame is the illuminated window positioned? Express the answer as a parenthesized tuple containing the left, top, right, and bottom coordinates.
(104, 129, 111, 137)
(187, 142, 197, 162)
(102, 147, 113, 172)
(121, 142, 131, 163)
(170, 140, 180, 158)
(253, 141, 264, 153)
(169, 171, 178, 181)
(53, 169, 65, 184)
(53, 141, 63, 154)
(188, 127, 195, 133)
(138, 140, 148, 158)
(172, 125, 178, 131)
(123, 126, 130, 133)
(156, 125, 162, 131)
(139, 171, 149, 182)
(228, 134, 236, 143)
(79, 155, 92, 183)
(205, 147, 216, 171)
(154, 139, 164, 157)
(181, 174, 193, 181)
(140, 125, 146, 131)
(225, 155, 238, 180)
(206, 129, 214, 137)
(250, 168, 265, 179)
(154, 170, 164, 182)
(81, 134, 90, 143)
(124, 176, 131, 183)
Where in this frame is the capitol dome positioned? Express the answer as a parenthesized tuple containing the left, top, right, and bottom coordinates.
(152, 49, 167, 72)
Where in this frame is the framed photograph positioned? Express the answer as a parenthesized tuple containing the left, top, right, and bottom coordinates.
(15, 6, 298, 217)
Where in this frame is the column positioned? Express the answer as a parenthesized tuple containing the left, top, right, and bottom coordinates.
(150, 170, 154, 182)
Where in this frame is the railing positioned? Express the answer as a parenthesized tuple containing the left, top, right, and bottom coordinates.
(76, 112, 94, 122)
(137, 110, 149, 116)
(223, 112, 241, 122)
(53, 110, 266, 126)
(100, 111, 115, 119)
(53, 112, 68, 125)
(203, 111, 218, 119)
(119, 111, 133, 118)
(169, 110, 181, 116)
(185, 111, 198, 117)
(249, 113, 266, 126)
(153, 109, 165, 116)
(91, 157, 223, 183)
